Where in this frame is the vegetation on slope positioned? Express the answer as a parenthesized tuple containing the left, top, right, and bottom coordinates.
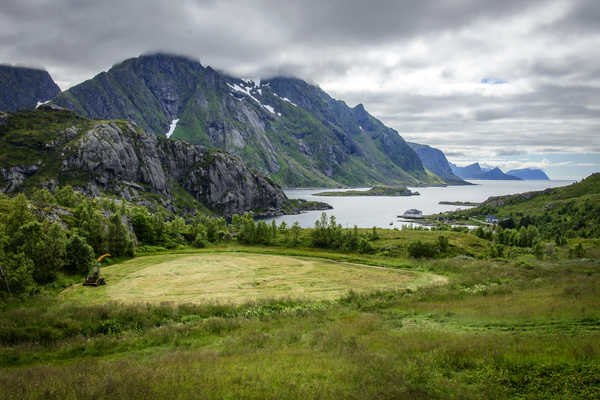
(442, 173, 600, 240)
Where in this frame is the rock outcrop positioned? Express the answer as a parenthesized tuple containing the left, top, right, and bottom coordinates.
(0, 66, 60, 111)
(0, 107, 289, 217)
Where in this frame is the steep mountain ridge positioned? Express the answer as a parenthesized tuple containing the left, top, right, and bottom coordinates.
(53, 53, 440, 187)
(0, 106, 291, 217)
(0, 65, 60, 112)
(407, 142, 468, 185)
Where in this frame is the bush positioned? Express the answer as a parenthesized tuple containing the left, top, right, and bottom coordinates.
(408, 240, 438, 258)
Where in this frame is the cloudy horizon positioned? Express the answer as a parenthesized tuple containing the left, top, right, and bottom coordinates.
(1, 0, 598, 179)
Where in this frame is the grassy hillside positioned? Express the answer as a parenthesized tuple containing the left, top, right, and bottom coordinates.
(443, 173, 600, 239)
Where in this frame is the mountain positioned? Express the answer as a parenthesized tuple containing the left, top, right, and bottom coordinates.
(478, 167, 521, 180)
(450, 162, 521, 180)
(506, 168, 550, 180)
(0, 65, 61, 112)
(407, 142, 469, 185)
(52, 53, 441, 187)
(0, 105, 300, 217)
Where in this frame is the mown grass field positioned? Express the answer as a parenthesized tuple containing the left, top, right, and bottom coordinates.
(61, 252, 445, 304)
(1, 242, 599, 399)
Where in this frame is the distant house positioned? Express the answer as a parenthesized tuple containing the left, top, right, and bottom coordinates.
(485, 215, 499, 224)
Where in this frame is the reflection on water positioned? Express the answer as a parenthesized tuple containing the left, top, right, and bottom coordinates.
(266, 180, 574, 228)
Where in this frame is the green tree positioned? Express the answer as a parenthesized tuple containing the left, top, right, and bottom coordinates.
(75, 200, 108, 254)
(65, 234, 95, 275)
(108, 214, 133, 257)
(1, 252, 35, 296)
(31, 188, 56, 210)
(5, 193, 34, 238)
(131, 207, 155, 245)
(290, 222, 301, 247)
(55, 185, 80, 208)
(438, 235, 449, 253)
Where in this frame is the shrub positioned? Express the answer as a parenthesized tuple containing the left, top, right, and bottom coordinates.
(408, 240, 438, 258)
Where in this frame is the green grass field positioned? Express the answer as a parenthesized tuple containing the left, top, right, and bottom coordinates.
(61, 252, 446, 304)
(1, 244, 599, 399)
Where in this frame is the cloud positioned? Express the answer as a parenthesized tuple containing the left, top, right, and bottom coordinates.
(0, 0, 599, 178)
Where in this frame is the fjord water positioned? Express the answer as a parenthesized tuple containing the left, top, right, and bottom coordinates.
(267, 180, 574, 228)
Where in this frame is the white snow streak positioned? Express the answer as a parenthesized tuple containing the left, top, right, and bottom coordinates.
(273, 92, 297, 107)
(227, 81, 278, 116)
(166, 119, 179, 138)
(35, 100, 51, 109)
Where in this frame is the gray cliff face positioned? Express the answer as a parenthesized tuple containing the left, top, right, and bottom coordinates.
(407, 142, 467, 185)
(61, 122, 288, 216)
(0, 66, 61, 111)
(0, 107, 288, 217)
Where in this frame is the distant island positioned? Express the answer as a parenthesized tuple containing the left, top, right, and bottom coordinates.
(449, 162, 550, 181)
(506, 168, 550, 180)
(314, 186, 420, 197)
(438, 201, 480, 206)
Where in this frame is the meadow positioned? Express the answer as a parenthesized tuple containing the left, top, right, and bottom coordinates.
(1, 240, 599, 399)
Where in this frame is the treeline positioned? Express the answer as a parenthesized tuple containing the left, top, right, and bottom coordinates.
(0, 187, 387, 297)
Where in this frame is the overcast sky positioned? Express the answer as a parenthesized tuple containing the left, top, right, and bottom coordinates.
(1, 0, 599, 179)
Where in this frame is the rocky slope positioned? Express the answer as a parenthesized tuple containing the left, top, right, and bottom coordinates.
(407, 142, 468, 185)
(0, 65, 61, 112)
(53, 53, 441, 187)
(506, 168, 550, 180)
(0, 106, 295, 217)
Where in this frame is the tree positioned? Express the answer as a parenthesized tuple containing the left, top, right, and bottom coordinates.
(357, 237, 374, 254)
(236, 213, 257, 244)
(370, 226, 379, 240)
(65, 234, 95, 275)
(31, 188, 56, 210)
(1, 253, 35, 296)
(438, 235, 449, 253)
(5, 193, 33, 239)
(17, 221, 66, 284)
(256, 221, 272, 245)
(290, 222, 301, 247)
(271, 220, 278, 238)
(75, 200, 108, 253)
(55, 185, 80, 208)
(108, 214, 133, 256)
(131, 207, 155, 245)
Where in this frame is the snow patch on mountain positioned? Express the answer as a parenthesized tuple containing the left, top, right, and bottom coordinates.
(166, 119, 179, 138)
(227, 82, 277, 116)
(273, 92, 297, 107)
(35, 100, 51, 109)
